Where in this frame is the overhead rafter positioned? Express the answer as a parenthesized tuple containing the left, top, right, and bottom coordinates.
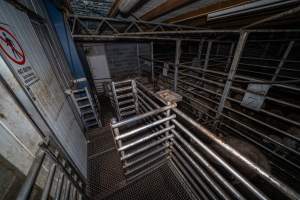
(108, 0, 122, 17)
(141, 0, 196, 21)
(67, 15, 199, 41)
(164, 0, 250, 24)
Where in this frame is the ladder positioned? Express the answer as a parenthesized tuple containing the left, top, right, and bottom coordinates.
(71, 87, 101, 130)
(110, 80, 138, 121)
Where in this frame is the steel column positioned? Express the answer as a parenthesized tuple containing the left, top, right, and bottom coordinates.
(137, 43, 141, 77)
(132, 80, 139, 114)
(225, 42, 235, 72)
(197, 39, 204, 61)
(272, 41, 294, 81)
(214, 32, 249, 128)
(151, 41, 155, 86)
(203, 41, 212, 71)
(174, 40, 181, 91)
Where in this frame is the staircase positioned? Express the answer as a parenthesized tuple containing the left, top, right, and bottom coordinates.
(71, 87, 102, 130)
(110, 80, 138, 121)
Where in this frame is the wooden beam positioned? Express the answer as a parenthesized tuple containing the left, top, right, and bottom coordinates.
(164, 0, 250, 24)
(141, 0, 196, 21)
(108, 0, 122, 17)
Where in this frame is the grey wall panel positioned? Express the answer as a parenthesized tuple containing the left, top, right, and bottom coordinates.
(105, 43, 139, 79)
(138, 43, 152, 73)
(0, 1, 87, 176)
(86, 44, 111, 94)
(0, 80, 42, 175)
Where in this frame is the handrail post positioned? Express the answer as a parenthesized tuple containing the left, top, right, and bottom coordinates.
(111, 118, 128, 173)
(214, 31, 249, 129)
(174, 40, 181, 91)
(16, 149, 45, 200)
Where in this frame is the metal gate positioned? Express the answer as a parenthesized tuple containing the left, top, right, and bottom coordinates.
(110, 80, 300, 200)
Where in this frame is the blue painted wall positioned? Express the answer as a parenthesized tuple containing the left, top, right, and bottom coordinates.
(43, 0, 87, 84)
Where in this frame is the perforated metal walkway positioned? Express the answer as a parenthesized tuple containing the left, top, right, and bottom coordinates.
(87, 127, 192, 200)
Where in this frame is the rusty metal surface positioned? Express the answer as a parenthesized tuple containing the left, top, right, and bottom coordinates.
(156, 89, 183, 104)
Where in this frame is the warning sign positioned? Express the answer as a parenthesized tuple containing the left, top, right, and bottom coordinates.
(0, 23, 38, 87)
(0, 26, 25, 65)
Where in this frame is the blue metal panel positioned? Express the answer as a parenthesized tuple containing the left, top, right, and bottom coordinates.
(43, 0, 87, 83)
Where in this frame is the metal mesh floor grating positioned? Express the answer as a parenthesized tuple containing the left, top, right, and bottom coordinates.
(87, 127, 126, 199)
(87, 127, 193, 200)
(88, 131, 116, 157)
(103, 163, 192, 200)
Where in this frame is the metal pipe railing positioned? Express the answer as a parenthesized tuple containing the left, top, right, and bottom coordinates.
(16, 139, 86, 200)
(110, 79, 300, 200)
(111, 96, 175, 180)
(16, 150, 46, 200)
(172, 108, 300, 200)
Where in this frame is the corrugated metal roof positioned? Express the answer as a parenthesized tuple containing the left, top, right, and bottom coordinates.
(133, 0, 168, 18)
(153, 0, 224, 22)
(70, 0, 115, 17)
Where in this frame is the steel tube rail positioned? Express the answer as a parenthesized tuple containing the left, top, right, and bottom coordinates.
(171, 153, 210, 200)
(137, 94, 169, 135)
(220, 122, 300, 171)
(16, 150, 45, 200)
(174, 40, 181, 91)
(119, 99, 135, 106)
(136, 88, 160, 109)
(40, 147, 85, 195)
(68, 15, 198, 29)
(229, 78, 300, 108)
(179, 94, 218, 117)
(172, 108, 300, 200)
(220, 112, 300, 159)
(177, 84, 219, 105)
(41, 164, 57, 200)
(173, 144, 230, 200)
(112, 82, 121, 120)
(178, 79, 221, 97)
(178, 71, 225, 87)
(215, 32, 248, 125)
(114, 79, 132, 85)
(243, 5, 300, 29)
(117, 93, 133, 99)
(116, 114, 176, 140)
(224, 100, 300, 144)
(172, 145, 220, 200)
(64, 180, 71, 200)
(115, 86, 132, 93)
(229, 84, 300, 109)
(172, 118, 268, 200)
(55, 173, 65, 200)
(172, 130, 245, 200)
(136, 82, 161, 108)
(73, 34, 204, 42)
(124, 146, 168, 168)
(127, 159, 168, 182)
(119, 105, 136, 112)
(125, 153, 168, 176)
(112, 104, 176, 128)
(121, 136, 172, 161)
(144, 54, 300, 92)
(118, 125, 175, 151)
